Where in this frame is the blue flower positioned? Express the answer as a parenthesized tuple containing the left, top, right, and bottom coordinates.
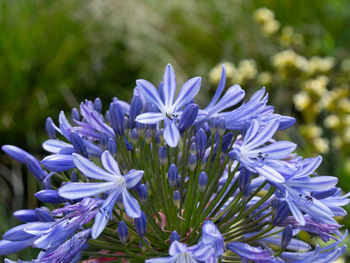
(58, 151, 143, 238)
(229, 119, 296, 183)
(135, 64, 201, 147)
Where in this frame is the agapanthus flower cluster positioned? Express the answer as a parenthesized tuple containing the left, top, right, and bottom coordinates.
(1, 64, 348, 262)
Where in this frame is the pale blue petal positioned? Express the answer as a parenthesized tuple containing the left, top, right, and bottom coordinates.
(245, 119, 279, 149)
(207, 85, 245, 116)
(164, 120, 180, 147)
(42, 139, 73, 153)
(135, 112, 164, 124)
(122, 189, 141, 218)
(58, 182, 115, 199)
(73, 153, 115, 181)
(58, 111, 72, 140)
(288, 176, 338, 191)
(244, 119, 259, 144)
(125, 169, 144, 189)
(205, 65, 226, 110)
(136, 79, 165, 111)
(286, 199, 305, 226)
(255, 165, 285, 183)
(248, 141, 296, 159)
(162, 64, 176, 108)
(0, 238, 36, 255)
(294, 156, 322, 178)
(101, 151, 121, 175)
(169, 241, 187, 256)
(173, 77, 201, 111)
(89, 111, 115, 137)
(145, 257, 177, 263)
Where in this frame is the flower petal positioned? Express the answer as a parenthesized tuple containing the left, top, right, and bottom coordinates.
(244, 119, 279, 149)
(136, 79, 165, 111)
(205, 65, 226, 110)
(125, 169, 144, 189)
(58, 182, 115, 199)
(173, 77, 201, 110)
(248, 141, 296, 159)
(164, 120, 180, 147)
(135, 112, 164, 124)
(255, 165, 285, 183)
(73, 153, 115, 181)
(286, 198, 305, 226)
(162, 64, 176, 108)
(42, 140, 73, 154)
(122, 189, 141, 218)
(101, 151, 121, 175)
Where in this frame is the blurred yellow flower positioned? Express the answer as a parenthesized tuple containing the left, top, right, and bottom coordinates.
(324, 115, 340, 129)
(253, 7, 275, 24)
(293, 92, 310, 111)
(313, 137, 329, 153)
(258, 72, 272, 85)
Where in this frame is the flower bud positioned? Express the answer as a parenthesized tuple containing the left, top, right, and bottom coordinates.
(2, 145, 33, 164)
(131, 128, 139, 145)
(273, 200, 290, 226)
(159, 146, 167, 165)
(13, 209, 38, 223)
(124, 116, 130, 133)
(138, 184, 148, 204)
(190, 142, 196, 154)
(170, 231, 180, 244)
(41, 154, 75, 172)
(222, 132, 234, 152)
(70, 132, 88, 157)
(218, 118, 226, 136)
(134, 211, 147, 237)
(99, 133, 109, 147)
(109, 102, 125, 136)
(281, 225, 293, 249)
(35, 207, 54, 222)
(173, 190, 181, 207)
(70, 171, 79, 182)
(198, 172, 208, 192)
(118, 221, 128, 244)
(107, 138, 117, 157)
(94, 97, 102, 113)
(195, 128, 207, 159)
(35, 190, 64, 203)
(129, 95, 143, 129)
(71, 107, 80, 121)
(26, 156, 46, 181)
(168, 164, 178, 188)
(124, 138, 133, 151)
(145, 130, 152, 144)
(136, 122, 146, 137)
(45, 117, 56, 139)
(189, 153, 197, 171)
(238, 169, 251, 197)
(209, 118, 219, 134)
(178, 104, 199, 134)
(105, 110, 110, 123)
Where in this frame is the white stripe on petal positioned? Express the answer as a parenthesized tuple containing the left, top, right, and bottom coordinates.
(101, 151, 121, 175)
(173, 77, 201, 111)
(164, 120, 180, 148)
(58, 182, 115, 199)
(122, 189, 141, 218)
(135, 112, 164, 124)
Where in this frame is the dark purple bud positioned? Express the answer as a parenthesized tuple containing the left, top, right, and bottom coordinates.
(70, 132, 88, 157)
(109, 102, 125, 136)
(26, 156, 46, 180)
(198, 172, 208, 192)
(273, 200, 290, 226)
(2, 145, 33, 164)
(35, 190, 64, 203)
(70, 171, 79, 182)
(136, 122, 146, 137)
(2, 224, 36, 241)
(173, 190, 181, 206)
(138, 184, 148, 204)
(134, 211, 147, 237)
(168, 164, 178, 188)
(159, 146, 167, 165)
(178, 104, 199, 134)
(195, 128, 207, 159)
(35, 207, 54, 222)
(107, 138, 117, 156)
(189, 153, 197, 171)
(218, 118, 226, 136)
(190, 142, 196, 154)
(124, 137, 133, 151)
(129, 95, 143, 129)
(94, 98, 102, 113)
(222, 132, 234, 152)
(99, 133, 109, 147)
(131, 128, 139, 144)
(45, 117, 56, 139)
(282, 225, 293, 249)
(238, 169, 251, 197)
(170, 231, 180, 243)
(118, 221, 128, 244)
(41, 154, 75, 172)
(71, 107, 80, 121)
(13, 209, 38, 223)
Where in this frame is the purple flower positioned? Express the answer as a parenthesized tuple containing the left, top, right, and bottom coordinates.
(135, 64, 201, 147)
(58, 151, 143, 238)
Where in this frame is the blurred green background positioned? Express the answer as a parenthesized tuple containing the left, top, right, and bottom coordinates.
(0, 0, 349, 260)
